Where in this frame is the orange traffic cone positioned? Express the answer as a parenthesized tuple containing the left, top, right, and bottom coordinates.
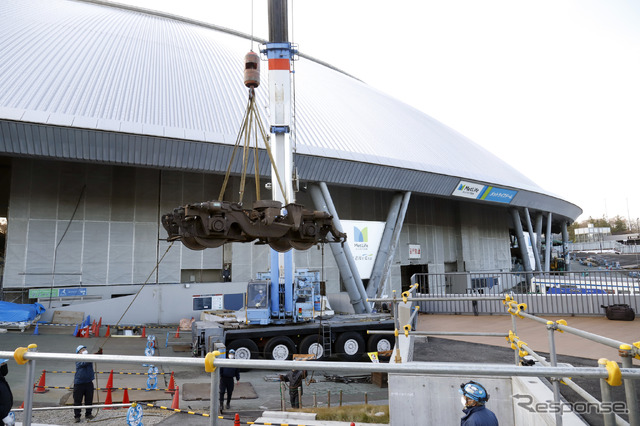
(105, 325, 111, 337)
(83, 325, 90, 338)
(140, 327, 146, 338)
(104, 370, 114, 392)
(175, 326, 180, 338)
(171, 386, 180, 410)
(34, 370, 48, 393)
(166, 371, 175, 394)
(94, 322, 100, 337)
(234, 413, 240, 426)
(98, 317, 102, 328)
(19, 401, 24, 409)
(103, 387, 113, 409)
(122, 388, 130, 404)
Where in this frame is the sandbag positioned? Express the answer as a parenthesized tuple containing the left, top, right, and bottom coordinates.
(601, 304, 635, 321)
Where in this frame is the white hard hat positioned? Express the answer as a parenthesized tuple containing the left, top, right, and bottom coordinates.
(76, 345, 87, 354)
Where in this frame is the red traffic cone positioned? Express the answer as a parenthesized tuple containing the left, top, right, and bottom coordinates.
(171, 386, 180, 410)
(94, 322, 100, 337)
(234, 413, 240, 426)
(122, 388, 130, 404)
(175, 326, 180, 338)
(140, 326, 146, 338)
(98, 317, 102, 328)
(105, 325, 111, 337)
(166, 371, 176, 394)
(103, 387, 113, 409)
(103, 370, 114, 392)
(34, 370, 48, 393)
(84, 325, 90, 338)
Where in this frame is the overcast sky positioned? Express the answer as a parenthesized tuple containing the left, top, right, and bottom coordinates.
(116, 0, 640, 224)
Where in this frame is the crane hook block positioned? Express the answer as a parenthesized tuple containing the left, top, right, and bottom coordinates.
(244, 51, 260, 88)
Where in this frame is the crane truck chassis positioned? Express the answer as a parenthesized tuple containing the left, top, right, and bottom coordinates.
(191, 269, 395, 361)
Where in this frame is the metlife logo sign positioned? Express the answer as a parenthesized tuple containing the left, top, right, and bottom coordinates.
(452, 181, 485, 199)
(452, 180, 517, 204)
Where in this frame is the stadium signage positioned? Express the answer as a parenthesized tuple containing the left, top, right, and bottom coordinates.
(452, 180, 517, 204)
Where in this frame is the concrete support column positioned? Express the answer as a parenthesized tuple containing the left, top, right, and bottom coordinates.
(367, 193, 404, 298)
(545, 213, 553, 272)
(524, 208, 542, 272)
(309, 184, 367, 313)
(511, 209, 532, 273)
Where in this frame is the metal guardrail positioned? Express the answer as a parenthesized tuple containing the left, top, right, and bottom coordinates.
(503, 295, 640, 426)
(3, 344, 640, 426)
(411, 271, 640, 315)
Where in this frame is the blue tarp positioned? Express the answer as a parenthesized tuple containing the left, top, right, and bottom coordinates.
(0, 301, 46, 322)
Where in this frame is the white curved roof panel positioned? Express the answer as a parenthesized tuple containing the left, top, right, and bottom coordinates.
(0, 0, 581, 220)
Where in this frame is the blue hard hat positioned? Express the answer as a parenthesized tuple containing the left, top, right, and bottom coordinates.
(0, 359, 8, 365)
(228, 349, 235, 354)
(459, 381, 489, 403)
(76, 345, 87, 354)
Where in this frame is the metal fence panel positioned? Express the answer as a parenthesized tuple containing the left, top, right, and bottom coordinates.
(412, 271, 640, 316)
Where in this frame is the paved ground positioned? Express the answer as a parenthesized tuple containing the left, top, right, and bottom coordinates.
(2, 313, 639, 425)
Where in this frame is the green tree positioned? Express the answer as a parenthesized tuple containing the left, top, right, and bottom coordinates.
(609, 215, 627, 234)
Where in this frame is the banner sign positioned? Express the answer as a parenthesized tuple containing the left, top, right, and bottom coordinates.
(29, 288, 87, 298)
(342, 220, 386, 279)
(452, 180, 517, 204)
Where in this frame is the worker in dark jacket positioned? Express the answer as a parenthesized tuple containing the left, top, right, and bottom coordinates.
(73, 345, 98, 423)
(0, 359, 15, 426)
(459, 381, 499, 426)
(219, 349, 240, 412)
(280, 368, 307, 409)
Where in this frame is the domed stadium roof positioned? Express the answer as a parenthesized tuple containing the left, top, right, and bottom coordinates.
(0, 0, 581, 220)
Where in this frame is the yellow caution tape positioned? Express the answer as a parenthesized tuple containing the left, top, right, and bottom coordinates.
(204, 350, 221, 373)
(14, 347, 28, 365)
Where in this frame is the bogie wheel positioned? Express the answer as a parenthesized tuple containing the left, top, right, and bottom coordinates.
(264, 336, 296, 361)
(227, 339, 259, 360)
(367, 334, 393, 353)
(335, 332, 365, 361)
(299, 335, 326, 360)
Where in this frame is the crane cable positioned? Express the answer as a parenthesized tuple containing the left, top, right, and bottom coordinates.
(217, 88, 288, 205)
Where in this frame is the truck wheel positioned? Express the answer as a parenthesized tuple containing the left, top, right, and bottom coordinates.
(299, 335, 326, 360)
(264, 336, 295, 361)
(367, 334, 393, 353)
(335, 332, 365, 361)
(227, 339, 259, 360)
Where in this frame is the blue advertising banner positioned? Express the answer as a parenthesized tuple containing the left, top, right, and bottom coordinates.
(452, 180, 517, 204)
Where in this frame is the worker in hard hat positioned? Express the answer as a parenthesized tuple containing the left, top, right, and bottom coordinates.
(459, 381, 498, 425)
(73, 345, 98, 423)
(0, 359, 15, 426)
(219, 349, 240, 413)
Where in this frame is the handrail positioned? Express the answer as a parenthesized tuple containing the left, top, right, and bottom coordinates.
(1, 350, 637, 380)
